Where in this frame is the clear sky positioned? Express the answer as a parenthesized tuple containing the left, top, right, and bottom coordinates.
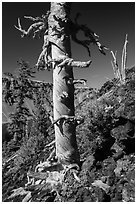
(2, 2, 135, 121)
(2, 2, 135, 86)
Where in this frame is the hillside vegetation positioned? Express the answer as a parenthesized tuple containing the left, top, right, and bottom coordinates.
(2, 66, 135, 202)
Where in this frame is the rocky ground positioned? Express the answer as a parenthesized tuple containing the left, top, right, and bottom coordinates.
(2, 67, 135, 202)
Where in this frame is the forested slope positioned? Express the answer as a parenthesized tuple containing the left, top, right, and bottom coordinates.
(2, 66, 135, 202)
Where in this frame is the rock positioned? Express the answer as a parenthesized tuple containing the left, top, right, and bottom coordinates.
(113, 150, 125, 161)
(92, 180, 110, 193)
(81, 155, 95, 171)
(114, 160, 123, 177)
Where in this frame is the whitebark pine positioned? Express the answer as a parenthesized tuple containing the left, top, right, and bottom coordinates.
(48, 2, 80, 165)
(15, 2, 107, 168)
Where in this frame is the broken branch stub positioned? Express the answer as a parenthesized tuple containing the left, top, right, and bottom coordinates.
(111, 50, 122, 80)
(52, 57, 92, 68)
(24, 16, 43, 22)
(68, 59, 92, 68)
(121, 34, 128, 82)
(73, 79, 87, 86)
(111, 34, 129, 84)
(50, 115, 84, 128)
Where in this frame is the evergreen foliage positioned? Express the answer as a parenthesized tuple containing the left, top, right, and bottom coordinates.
(2, 65, 135, 202)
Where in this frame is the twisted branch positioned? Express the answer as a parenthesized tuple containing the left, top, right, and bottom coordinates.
(36, 34, 68, 71)
(111, 50, 121, 80)
(70, 15, 108, 56)
(15, 18, 44, 38)
(36, 33, 52, 71)
(51, 57, 92, 70)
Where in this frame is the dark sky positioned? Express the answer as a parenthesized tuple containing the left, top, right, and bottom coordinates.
(2, 2, 135, 86)
(2, 2, 135, 120)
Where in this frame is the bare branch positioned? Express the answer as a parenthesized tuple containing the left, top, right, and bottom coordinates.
(96, 41, 109, 55)
(36, 34, 52, 71)
(48, 115, 84, 130)
(45, 140, 55, 148)
(47, 148, 56, 161)
(73, 79, 87, 85)
(65, 58, 92, 68)
(30, 79, 52, 84)
(121, 34, 128, 82)
(14, 18, 27, 37)
(73, 171, 81, 182)
(36, 34, 68, 71)
(52, 57, 92, 69)
(76, 86, 90, 89)
(63, 76, 87, 86)
(24, 16, 43, 22)
(15, 18, 44, 38)
(52, 115, 75, 126)
(49, 115, 54, 123)
(111, 51, 121, 80)
(111, 61, 117, 78)
(70, 20, 108, 56)
(35, 47, 48, 69)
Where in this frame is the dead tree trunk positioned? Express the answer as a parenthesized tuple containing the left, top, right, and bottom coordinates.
(15, 2, 107, 168)
(48, 3, 80, 165)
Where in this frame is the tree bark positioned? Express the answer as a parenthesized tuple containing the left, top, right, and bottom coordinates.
(48, 2, 80, 165)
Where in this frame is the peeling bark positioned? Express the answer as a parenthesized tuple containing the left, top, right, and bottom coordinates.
(48, 3, 80, 165)
(15, 2, 106, 168)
